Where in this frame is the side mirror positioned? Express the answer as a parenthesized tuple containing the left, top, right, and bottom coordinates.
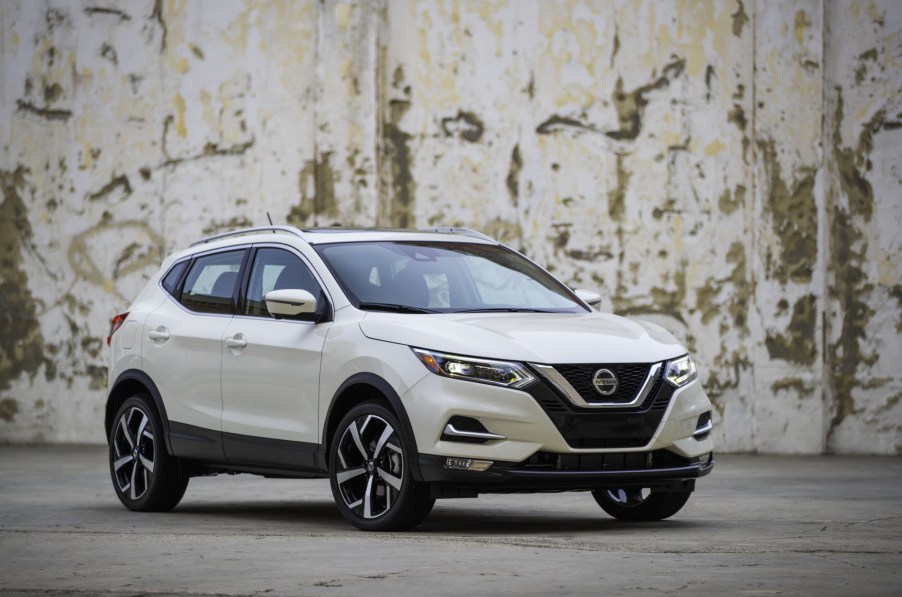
(574, 289, 602, 310)
(264, 288, 317, 319)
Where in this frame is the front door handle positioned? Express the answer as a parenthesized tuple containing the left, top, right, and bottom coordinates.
(147, 328, 170, 341)
(223, 334, 247, 349)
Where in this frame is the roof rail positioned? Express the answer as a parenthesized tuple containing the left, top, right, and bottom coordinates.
(189, 226, 307, 247)
(421, 227, 496, 242)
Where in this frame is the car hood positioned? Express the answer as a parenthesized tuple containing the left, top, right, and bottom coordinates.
(358, 311, 686, 364)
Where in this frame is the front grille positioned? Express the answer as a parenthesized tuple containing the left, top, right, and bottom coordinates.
(524, 378, 676, 450)
(696, 412, 711, 429)
(554, 363, 650, 404)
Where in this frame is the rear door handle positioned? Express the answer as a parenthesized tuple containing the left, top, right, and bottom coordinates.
(147, 328, 170, 341)
(223, 334, 247, 349)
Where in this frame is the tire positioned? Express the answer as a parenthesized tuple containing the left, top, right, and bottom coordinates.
(109, 394, 188, 512)
(592, 487, 692, 521)
(329, 401, 434, 531)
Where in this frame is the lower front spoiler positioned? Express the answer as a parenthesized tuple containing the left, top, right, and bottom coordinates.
(418, 453, 715, 499)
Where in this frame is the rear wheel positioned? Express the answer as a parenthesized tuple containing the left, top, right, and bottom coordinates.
(329, 402, 434, 531)
(592, 487, 691, 521)
(109, 395, 188, 512)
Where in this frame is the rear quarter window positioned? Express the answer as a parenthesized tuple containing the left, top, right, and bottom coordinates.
(178, 250, 245, 314)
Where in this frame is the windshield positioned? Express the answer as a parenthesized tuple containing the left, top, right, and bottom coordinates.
(315, 241, 587, 314)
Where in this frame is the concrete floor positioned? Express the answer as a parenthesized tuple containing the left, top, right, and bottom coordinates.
(0, 446, 900, 596)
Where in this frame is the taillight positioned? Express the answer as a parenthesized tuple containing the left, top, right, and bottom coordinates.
(107, 312, 129, 346)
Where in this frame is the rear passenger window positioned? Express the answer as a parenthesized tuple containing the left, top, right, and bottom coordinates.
(161, 261, 188, 296)
(179, 250, 245, 314)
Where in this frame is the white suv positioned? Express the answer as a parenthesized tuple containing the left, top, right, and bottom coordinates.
(106, 226, 714, 531)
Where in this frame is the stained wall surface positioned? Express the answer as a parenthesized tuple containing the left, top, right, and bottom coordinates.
(1, 0, 900, 453)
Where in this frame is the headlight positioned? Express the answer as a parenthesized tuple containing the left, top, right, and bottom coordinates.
(412, 348, 536, 389)
(664, 354, 697, 387)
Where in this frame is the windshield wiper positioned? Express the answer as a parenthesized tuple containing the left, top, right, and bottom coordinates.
(358, 302, 438, 314)
(454, 307, 557, 313)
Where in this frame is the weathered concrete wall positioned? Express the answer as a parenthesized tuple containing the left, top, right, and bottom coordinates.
(1, 0, 900, 453)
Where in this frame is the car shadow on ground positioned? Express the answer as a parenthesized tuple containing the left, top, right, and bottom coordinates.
(149, 499, 712, 536)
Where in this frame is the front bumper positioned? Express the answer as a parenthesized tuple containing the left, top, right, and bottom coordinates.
(418, 452, 715, 498)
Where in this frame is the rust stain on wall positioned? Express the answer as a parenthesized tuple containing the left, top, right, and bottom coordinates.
(827, 89, 882, 435)
(384, 97, 416, 228)
(505, 144, 522, 207)
(0, 168, 48, 394)
(287, 153, 337, 227)
(759, 139, 817, 284)
(731, 1, 749, 38)
(607, 58, 685, 142)
(440, 110, 484, 143)
(0, 397, 19, 422)
(765, 294, 818, 366)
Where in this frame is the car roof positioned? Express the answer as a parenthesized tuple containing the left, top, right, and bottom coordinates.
(164, 226, 499, 264)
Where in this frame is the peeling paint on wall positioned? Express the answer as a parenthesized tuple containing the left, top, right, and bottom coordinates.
(1, 0, 899, 453)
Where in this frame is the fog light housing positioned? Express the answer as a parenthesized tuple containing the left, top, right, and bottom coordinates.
(445, 457, 493, 472)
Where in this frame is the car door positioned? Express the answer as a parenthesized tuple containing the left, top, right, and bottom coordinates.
(220, 246, 332, 469)
(141, 248, 247, 460)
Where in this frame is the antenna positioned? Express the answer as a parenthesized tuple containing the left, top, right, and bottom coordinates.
(266, 212, 274, 226)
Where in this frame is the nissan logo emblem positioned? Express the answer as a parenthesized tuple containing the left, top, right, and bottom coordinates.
(592, 369, 618, 396)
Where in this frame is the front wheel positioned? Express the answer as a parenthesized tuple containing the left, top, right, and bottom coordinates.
(329, 402, 434, 531)
(592, 487, 691, 521)
(109, 395, 188, 512)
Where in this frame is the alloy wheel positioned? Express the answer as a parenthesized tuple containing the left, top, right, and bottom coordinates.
(334, 414, 404, 519)
(111, 406, 156, 501)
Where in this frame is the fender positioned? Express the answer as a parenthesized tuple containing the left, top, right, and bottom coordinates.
(321, 372, 424, 482)
(106, 369, 174, 455)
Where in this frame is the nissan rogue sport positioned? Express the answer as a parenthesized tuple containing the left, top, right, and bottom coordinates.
(106, 226, 714, 531)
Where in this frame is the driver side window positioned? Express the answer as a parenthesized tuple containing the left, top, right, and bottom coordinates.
(244, 248, 323, 318)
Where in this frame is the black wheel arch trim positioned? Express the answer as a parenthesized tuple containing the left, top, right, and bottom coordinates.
(322, 372, 424, 482)
(106, 369, 173, 455)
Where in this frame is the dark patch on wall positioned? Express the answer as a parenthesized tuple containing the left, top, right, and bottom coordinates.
(15, 100, 71, 122)
(87, 175, 132, 202)
(608, 154, 631, 220)
(201, 217, 254, 237)
(151, 0, 168, 51)
(704, 65, 716, 102)
(441, 111, 484, 143)
(606, 58, 685, 141)
(161, 138, 255, 168)
(731, 1, 749, 37)
(694, 242, 748, 329)
(44, 83, 63, 104)
(765, 294, 818, 366)
(827, 90, 883, 438)
(758, 139, 817, 284)
(610, 27, 620, 66)
(771, 378, 812, 396)
(718, 184, 746, 215)
(191, 45, 205, 60)
(287, 153, 337, 227)
(383, 99, 416, 228)
(506, 144, 522, 206)
(0, 168, 48, 394)
(101, 43, 118, 65)
(0, 397, 19, 423)
(728, 104, 747, 131)
(536, 115, 596, 135)
(85, 6, 131, 21)
(85, 365, 108, 391)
